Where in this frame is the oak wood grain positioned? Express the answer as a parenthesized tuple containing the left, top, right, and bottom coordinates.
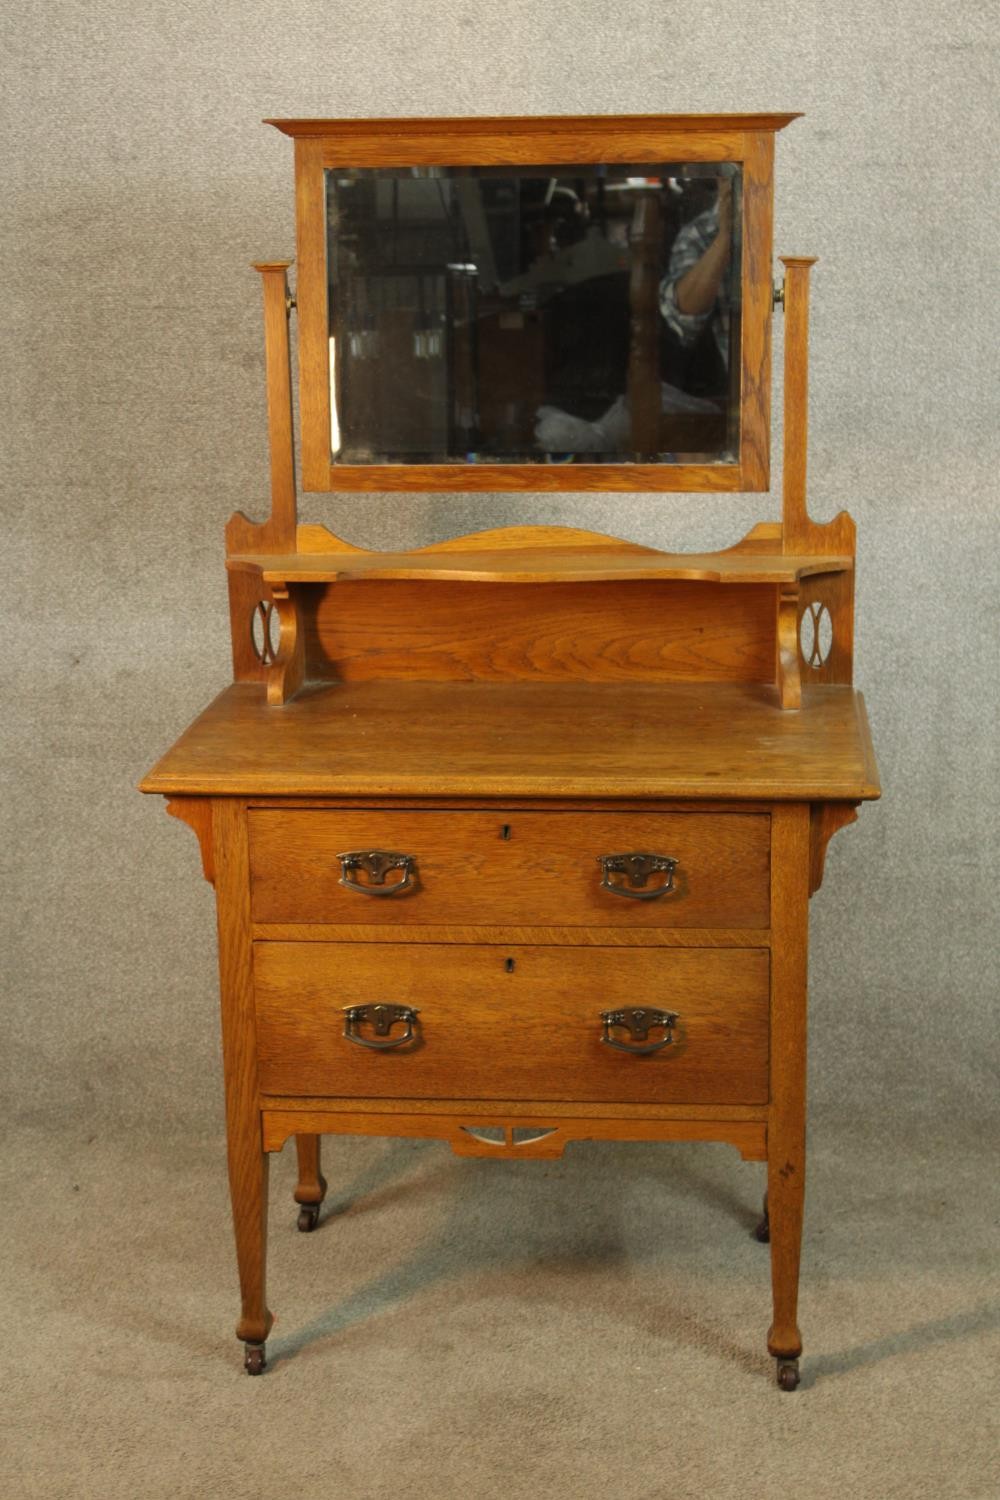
(294, 135, 329, 494)
(268, 113, 802, 142)
(247, 808, 770, 928)
(139, 681, 882, 801)
(291, 520, 780, 557)
(303, 579, 777, 686)
(307, 462, 750, 494)
(252, 942, 770, 1105)
(739, 130, 775, 490)
(250, 924, 771, 948)
(226, 547, 852, 586)
(261, 1096, 768, 1121)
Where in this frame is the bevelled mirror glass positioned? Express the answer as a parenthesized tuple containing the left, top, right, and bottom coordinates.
(325, 162, 741, 466)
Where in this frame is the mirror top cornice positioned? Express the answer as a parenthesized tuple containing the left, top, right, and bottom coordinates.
(266, 113, 803, 137)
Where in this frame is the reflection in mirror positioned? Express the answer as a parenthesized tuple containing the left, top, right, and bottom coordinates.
(326, 163, 741, 465)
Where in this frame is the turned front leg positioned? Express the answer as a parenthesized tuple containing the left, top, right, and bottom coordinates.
(293, 1133, 328, 1231)
(213, 797, 275, 1374)
(767, 804, 810, 1391)
(767, 1131, 804, 1388)
(228, 1130, 274, 1371)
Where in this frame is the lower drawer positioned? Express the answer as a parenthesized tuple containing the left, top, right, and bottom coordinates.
(253, 942, 769, 1105)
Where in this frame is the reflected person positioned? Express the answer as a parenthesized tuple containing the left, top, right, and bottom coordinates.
(659, 173, 732, 372)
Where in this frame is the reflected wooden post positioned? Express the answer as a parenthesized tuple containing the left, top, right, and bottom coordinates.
(628, 190, 663, 456)
(448, 267, 478, 455)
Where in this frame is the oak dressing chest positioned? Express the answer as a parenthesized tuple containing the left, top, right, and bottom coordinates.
(141, 113, 880, 1388)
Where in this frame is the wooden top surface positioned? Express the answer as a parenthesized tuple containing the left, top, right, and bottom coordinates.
(140, 682, 880, 802)
(226, 548, 851, 587)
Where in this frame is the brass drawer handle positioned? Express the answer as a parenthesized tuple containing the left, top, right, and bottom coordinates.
(343, 1003, 419, 1050)
(337, 849, 415, 897)
(598, 852, 678, 901)
(601, 1007, 679, 1055)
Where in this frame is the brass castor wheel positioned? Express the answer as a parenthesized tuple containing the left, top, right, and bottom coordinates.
(297, 1203, 321, 1232)
(244, 1342, 267, 1376)
(776, 1358, 800, 1391)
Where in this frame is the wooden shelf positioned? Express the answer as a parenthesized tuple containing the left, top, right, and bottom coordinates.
(227, 546, 853, 588)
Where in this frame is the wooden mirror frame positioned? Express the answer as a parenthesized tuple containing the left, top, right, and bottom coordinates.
(269, 113, 800, 494)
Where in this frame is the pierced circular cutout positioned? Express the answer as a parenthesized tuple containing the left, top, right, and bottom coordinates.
(250, 600, 280, 665)
(800, 600, 833, 670)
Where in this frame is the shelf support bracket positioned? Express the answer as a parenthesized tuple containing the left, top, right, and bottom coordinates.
(165, 798, 215, 884)
(809, 802, 859, 895)
(776, 583, 802, 709)
(265, 582, 305, 705)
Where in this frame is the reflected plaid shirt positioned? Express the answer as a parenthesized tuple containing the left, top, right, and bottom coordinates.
(658, 206, 730, 367)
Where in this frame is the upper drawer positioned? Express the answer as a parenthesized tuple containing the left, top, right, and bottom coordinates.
(248, 809, 770, 928)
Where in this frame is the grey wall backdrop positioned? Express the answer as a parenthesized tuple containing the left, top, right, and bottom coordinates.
(4, 0, 998, 1138)
(5, 7, 1000, 1498)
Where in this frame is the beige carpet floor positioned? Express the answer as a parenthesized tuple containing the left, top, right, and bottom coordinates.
(6, 1117, 998, 1499)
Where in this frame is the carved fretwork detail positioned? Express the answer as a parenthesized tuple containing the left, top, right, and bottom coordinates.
(262, 1112, 768, 1163)
(800, 599, 832, 669)
(809, 802, 859, 895)
(457, 1125, 560, 1155)
(251, 600, 278, 665)
(166, 798, 215, 884)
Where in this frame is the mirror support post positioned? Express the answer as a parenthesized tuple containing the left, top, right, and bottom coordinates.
(252, 261, 298, 549)
(225, 262, 298, 557)
(223, 262, 300, 686)
(779, 256, 818, 554)
(778, 255, 856, 691)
